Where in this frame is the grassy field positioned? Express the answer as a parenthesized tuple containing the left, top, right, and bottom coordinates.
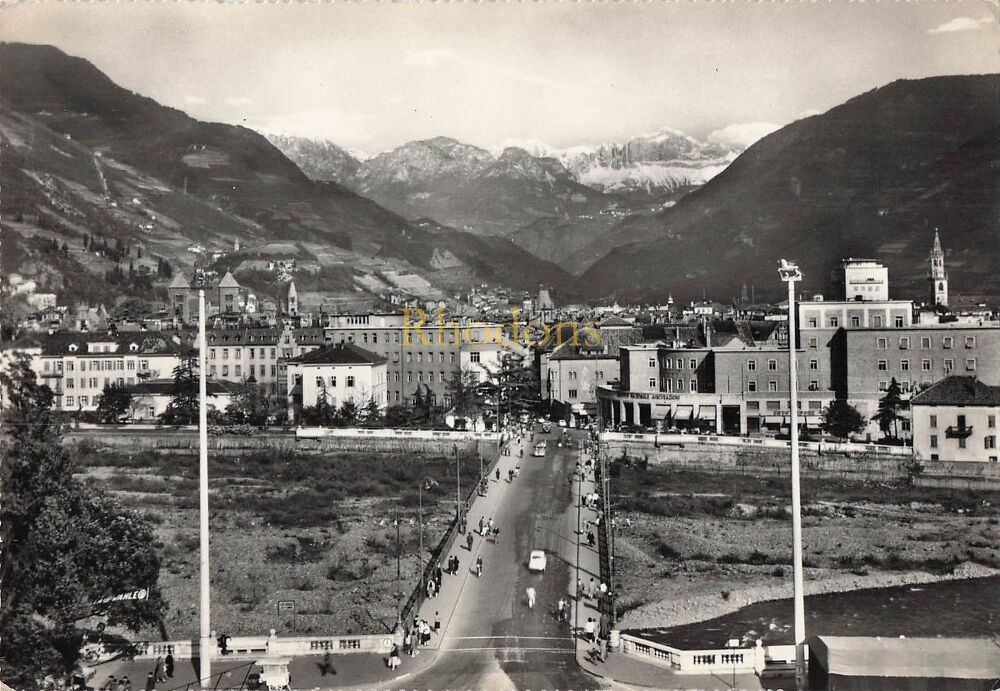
(608, 462, 1000, 625)
(75, 444, 483, 639)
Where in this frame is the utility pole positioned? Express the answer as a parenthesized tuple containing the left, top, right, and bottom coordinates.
(779, 260, 806, 691)
(575, 459, 583, 633)
(454, 445, 461, 522)
(394, 511, 401, 626)
(197, 289, 212, 689)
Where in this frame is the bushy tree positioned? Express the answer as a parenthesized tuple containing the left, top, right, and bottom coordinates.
(0, 355, 165, 687)
(159, 359, 199, 425)
(447, 370, 486, 421)
(360, 397, 383, 427)
(225, 382, 277, 427)
(95, 381, 133, 424)
(822, 399, 865, 439)
(338, 399, 360, 427)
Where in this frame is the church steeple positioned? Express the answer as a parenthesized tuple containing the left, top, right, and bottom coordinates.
(929, 229, 948, 307)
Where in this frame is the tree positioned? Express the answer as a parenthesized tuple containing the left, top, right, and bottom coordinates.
(159, 359, 199, 425)
(225, 382, 273, 427)
(384, 405, 409, 428)
(95, 381, 133, 424)
(446, 370, 486, 422)
(477, 353, 539, 428)
(0, 356, 165, 687)
(822, 399, 865, 439)
(359, 397, 383, 428)
(873, 377, 907, 442)
(338, 399, 360, 427)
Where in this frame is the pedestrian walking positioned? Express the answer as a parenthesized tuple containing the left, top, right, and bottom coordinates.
(557, 598, 566, 622)
(144, 672, 155, 691)
(164, 654, 173, 679)
(420, 620, 431, 646)
(495, 468, 501, 481)
(584, 618, 596, 643)
(478, 516, 484, 535)
(104, 677, 117, 691)
(487, 517, 494, 533)
(476, 555, 483, 577)
(153, 658, 163, 684)
(588, 578, 596, 599)
(426, 578, 436, 599)
(388, 644, 401, 670)
(434, 611, 441, 633)
(434, 565, 443, 585)
(404, 630, 414, 656)
(467, 533, 474, 551)
(493, 525, 500, 544)
(526, 586, 536, 609)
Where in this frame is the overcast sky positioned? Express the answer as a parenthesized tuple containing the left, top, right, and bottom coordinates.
(1, 2, 997, 155)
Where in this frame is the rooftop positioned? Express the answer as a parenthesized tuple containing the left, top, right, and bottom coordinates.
(287, 342, 385, 366)
(911, 376, 1000, 407)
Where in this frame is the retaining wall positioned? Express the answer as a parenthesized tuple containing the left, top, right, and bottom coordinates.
(603, 435, 1000, 490)
(64, 426, 495, 458)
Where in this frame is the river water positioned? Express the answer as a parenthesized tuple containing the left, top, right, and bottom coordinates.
(630, 575, 1000, 650)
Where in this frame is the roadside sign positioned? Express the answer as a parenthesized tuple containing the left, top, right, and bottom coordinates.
(277, 600, 295, 612)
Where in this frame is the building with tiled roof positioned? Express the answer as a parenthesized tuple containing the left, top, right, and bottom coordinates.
(286, 342, 388, 420)
(0, 331, 194, 413)
(912, 376, 1000, 464)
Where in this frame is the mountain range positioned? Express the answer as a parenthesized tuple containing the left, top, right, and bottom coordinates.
(3, 42, 997, 310)
(580, 73, 1000, 303)
(267, 130, 736, 271)
(0, 42, 569, 310)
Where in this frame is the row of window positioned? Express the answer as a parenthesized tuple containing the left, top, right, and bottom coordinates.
(566, 371, 606, 380)
(928, 414, 996, 429)
(64, 377, 128, 390)
(745, 380, 821, 392)
(656, 377, 699, 393)
(316, 375, 356, 388)
(877, 358, 975, 372)
(875, 335, 976, 350)
(807, 315, 907, 329)
(211, 365, 277, 378)
(403, 351, 460, 364)
(209, 347, 277, 360)
(929, 435, 997, 450)
(43, 359, 149, 372)
(746, 400, 825, 411)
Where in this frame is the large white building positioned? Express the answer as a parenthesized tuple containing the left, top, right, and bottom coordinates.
(286, 342, 388, 417)
(0, 332, 193, 413)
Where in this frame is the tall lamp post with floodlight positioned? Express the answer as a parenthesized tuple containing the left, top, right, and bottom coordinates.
(778, 259, 806, 691)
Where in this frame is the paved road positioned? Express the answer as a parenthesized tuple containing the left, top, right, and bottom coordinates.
(404, 428, 605, 690)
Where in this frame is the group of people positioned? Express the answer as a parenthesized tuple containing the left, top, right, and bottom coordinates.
(425, 564, 445, 599)
(99, 653, 172, 691)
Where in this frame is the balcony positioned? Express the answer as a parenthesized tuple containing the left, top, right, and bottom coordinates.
(944, 425, 973, 439)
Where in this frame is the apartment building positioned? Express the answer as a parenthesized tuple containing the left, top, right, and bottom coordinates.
(203, 328, 282, 394)
(323, 313, 520, 409)
(0, 332, 193, 412)
(541, 343, 620, 423)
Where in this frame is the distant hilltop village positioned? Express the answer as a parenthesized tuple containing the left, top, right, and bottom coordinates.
(4, 232, 1000, 464)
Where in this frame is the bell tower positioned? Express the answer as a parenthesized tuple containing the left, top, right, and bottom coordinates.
(929, 229, 948, 307)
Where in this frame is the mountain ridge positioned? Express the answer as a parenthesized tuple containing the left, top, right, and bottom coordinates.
(579, 73, 1000, 302)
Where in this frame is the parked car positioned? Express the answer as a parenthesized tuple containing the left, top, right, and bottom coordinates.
(541, 422, 552, 434)
(528, 550, 547, 572)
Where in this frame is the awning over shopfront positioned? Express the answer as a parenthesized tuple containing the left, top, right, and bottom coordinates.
(697, 406, 717, 421)
(763, 415, 784, 425)
(673, 405, 694, 421)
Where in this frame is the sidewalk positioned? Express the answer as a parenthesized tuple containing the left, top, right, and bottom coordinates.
(413, 429, 531, 649)
(568, 450, 794, 691)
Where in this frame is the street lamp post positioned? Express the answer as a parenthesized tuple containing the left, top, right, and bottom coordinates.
(394, 511, 401, 626)
(454, 445, 461, 523)
(197, 289, 212, 689)
(778, 259, 806, 691)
